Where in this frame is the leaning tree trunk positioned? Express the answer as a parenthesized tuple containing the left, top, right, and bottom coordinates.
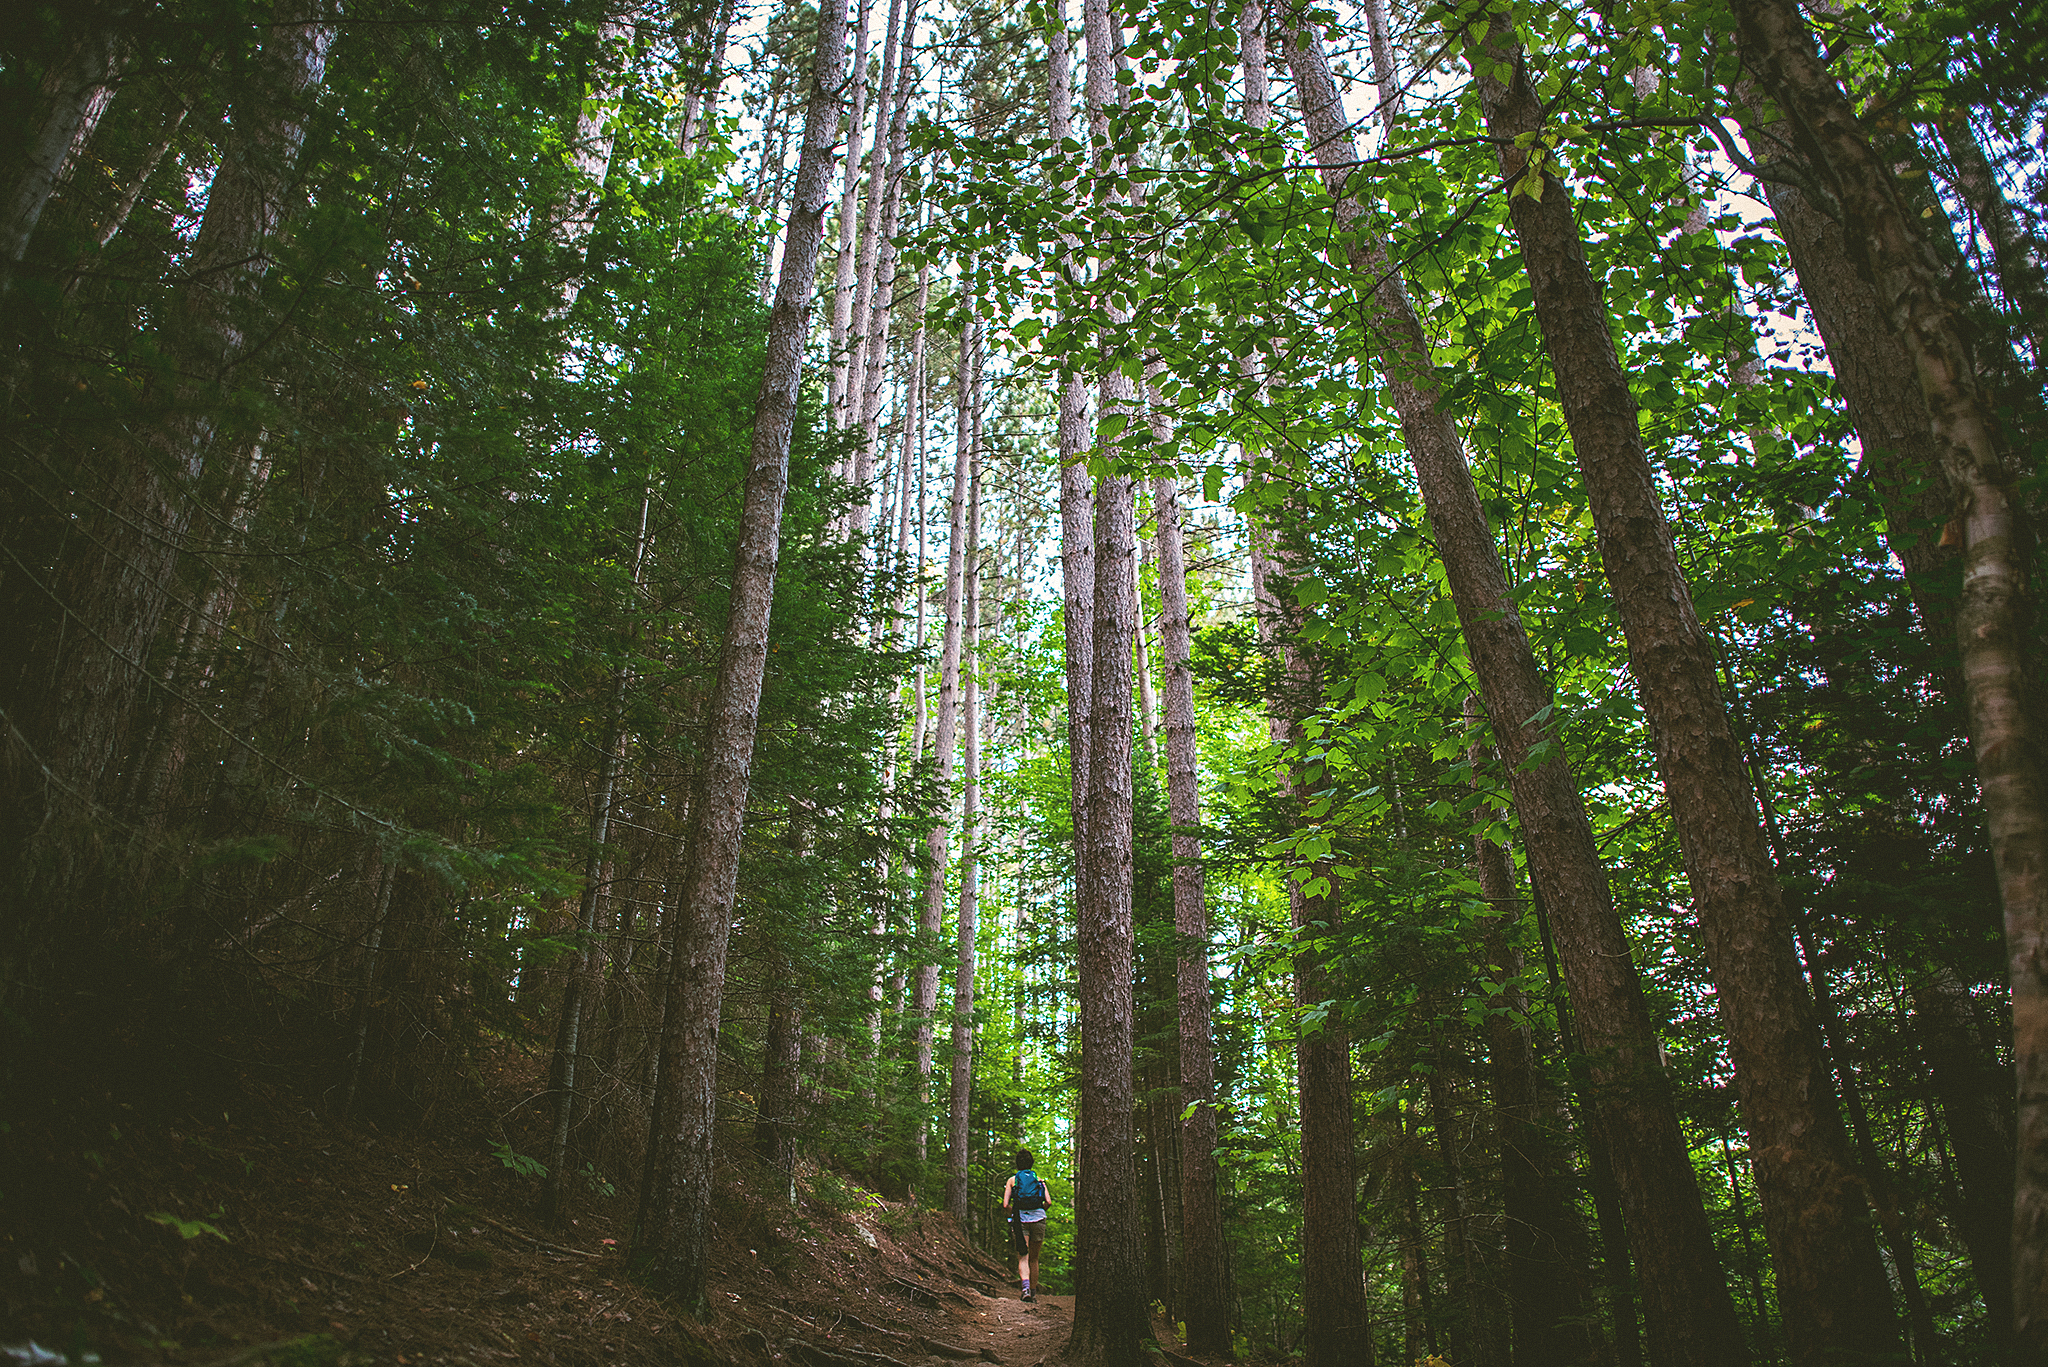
(1469, 17, 1902, 1364)
(631, 0, 846, 1311)
(1, 8, 128, 289)
(4, 6, 339, 1010)
(1725, 17, 2048, 1341)
(1285, 23, 1745, 1366)
(1729, 88, 1962, 667)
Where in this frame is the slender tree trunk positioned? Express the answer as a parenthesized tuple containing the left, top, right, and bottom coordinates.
(1425, 1060, 1487, 1367)
(755, 942, 804, 1197)
(846, 0, 912, 442)
(1397, 1111, 1436, 1366)
(677, 0, 737, 158)
(1152, 468, 1231, 1356)
(913, 308, 975, 1155)
(945, 442, 982, 1219)
(5, 7, 339, 1007)
(1133, 535, 1158, 769)
(1, 10, 127, 289)
(1285, 22, 1744, 1366)
(631, 0, 846, 1309)
(1913, 963, 2017, 1352)
(826, 0, 873, 429)
(1936, 113, 2048, 376)
(1469, 19, 1901, 1362)
(1048, 0, 1093, 892)
(1725, 6, 2048, 1344)
(343, 860, 399, 1119)
(1059, 2, 1148, 1354)
(1466, 699, 1607, 1367)
(543, 485, 652, 1219)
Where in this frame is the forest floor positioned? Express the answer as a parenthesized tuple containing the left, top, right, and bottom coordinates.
(0, 1007, 1201, 1367)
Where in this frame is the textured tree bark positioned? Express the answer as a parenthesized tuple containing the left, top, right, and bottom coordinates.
(1057, 2, 1147, 1356)
(0, 7, 128, 287)
(1133, 534, 1158, 769)
(755, 942, 805, 1193)
(1729, 92, 1960, 660)
(1049, 0, 1093, 892)
(1468, 766, 1608, 1367)
(1285, 24, 1744, 1366)
(912, 296, 975, 1158)
(1471, 17, 1901, 1363)
(1727, 5, 2048, 1342)
(631, 0, 845, 1309)
(1152, 469, 1232, 1356)
(1913, 963, 2017, 1351)
(945, 442, 982, 1219)
(847, 0, 912, 445)
(825, 0, 873, 431)
(4, 7, 338, 1009)
(1291, 838, 1373, 1367)
(1062, 453, 1149, 1367)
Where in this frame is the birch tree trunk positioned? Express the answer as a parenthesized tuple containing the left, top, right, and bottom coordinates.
(1286, 24, 1747, 1365)
(1470, 17, 1902, 1363)
(545, 17, 635, 319)
(632, 0, 846, 1309)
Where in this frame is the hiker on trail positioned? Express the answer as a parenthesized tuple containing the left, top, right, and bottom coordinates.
(1001, 1148, 1053, 1303)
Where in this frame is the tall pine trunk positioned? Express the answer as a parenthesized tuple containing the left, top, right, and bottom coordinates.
(1058, 0, 1148, 1358)
(1725, 11, 2048, 1340)
(631, 0, 846, 1309)
(1285, 23, 1744, 1366)
(944, 434, 982, 1218)
(1152, 469, 1231, 1355)
(1469, 18, 1900, 1363)
(1049, 0, 1094, 891)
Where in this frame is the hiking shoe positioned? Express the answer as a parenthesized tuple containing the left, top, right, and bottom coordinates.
(1023, 1293, 1035, 1303)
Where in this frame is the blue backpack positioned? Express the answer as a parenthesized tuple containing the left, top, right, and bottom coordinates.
(1015, 1169, 1047, 1212)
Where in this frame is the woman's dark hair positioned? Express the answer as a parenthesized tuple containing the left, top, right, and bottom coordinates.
(1015, 1149, 1035, 1170)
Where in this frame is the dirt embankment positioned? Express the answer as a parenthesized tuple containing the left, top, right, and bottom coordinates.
(2, 1042, 1199, 1367)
